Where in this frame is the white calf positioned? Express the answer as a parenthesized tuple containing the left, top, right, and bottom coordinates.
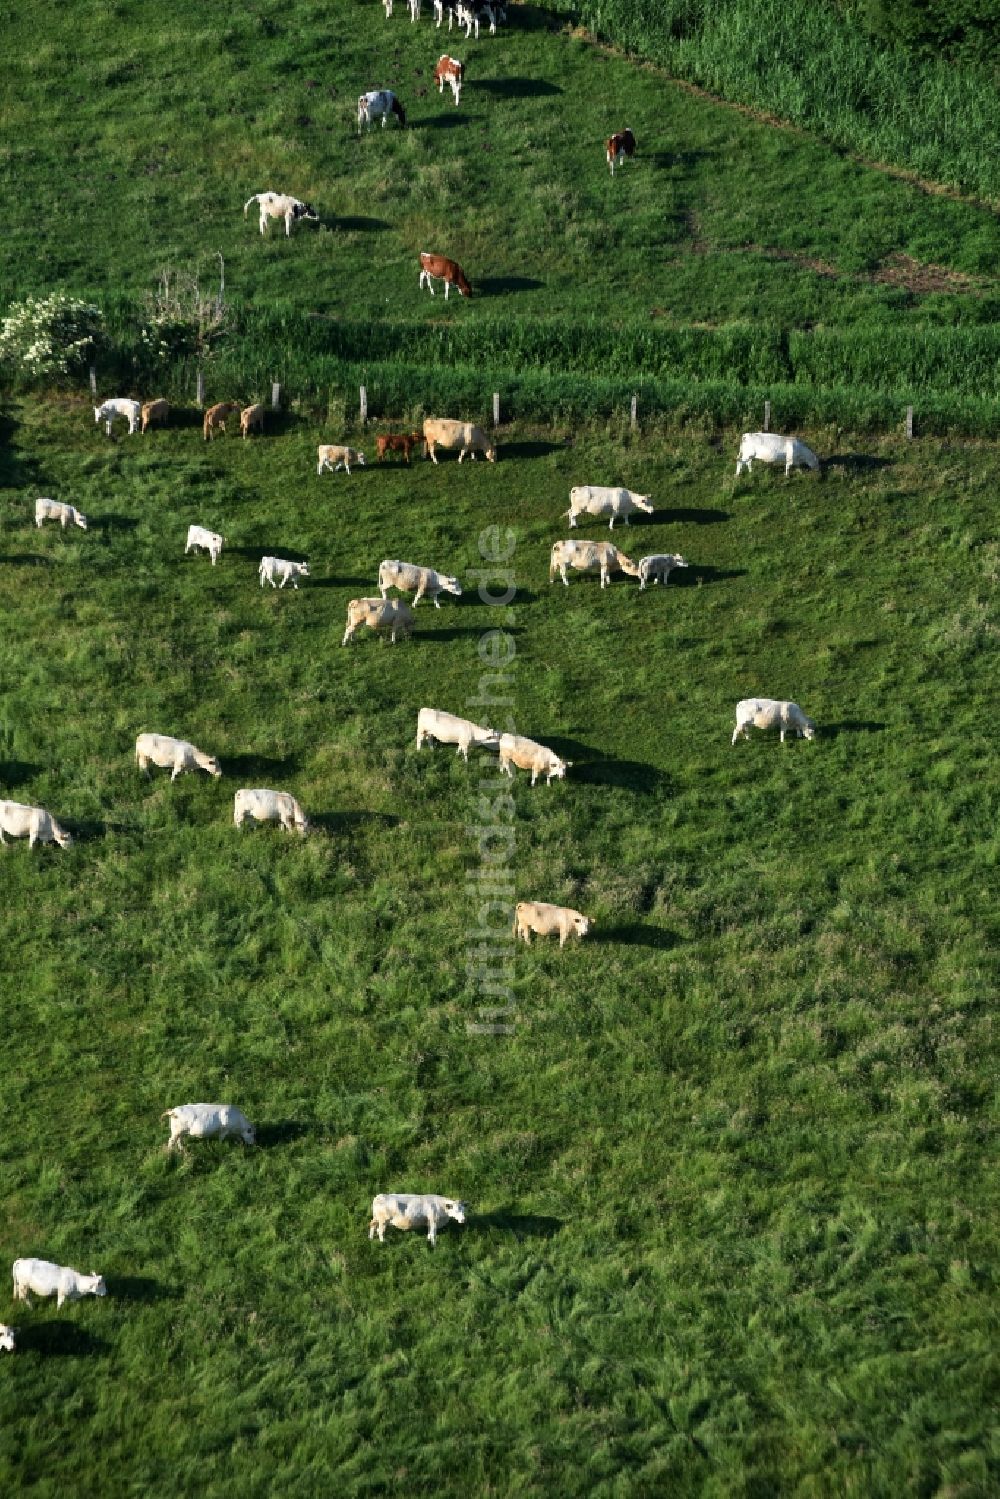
(94, 399, 141, 436)
(12, 1259, 107, 1309)
(732, 698, 816, 745)
(514, 901, 592, 947)
(378, 559, 461, 608)
(317, 444, 366, 475)
(259, 556, 310, 589)
(243, 192, 318, 237)
(0, 801, 72, 850)
(234, 788, 308, 835)
(0, 1324, 14, 1353)
(736, 432, 820, 477)
(416, 708, 499, 760)
(35, 497, 87, 530)
(369, 1193, 467, 1246)
(185, 524, 224, 565)
(638, 553, 688, 589)
(135, 732, 221, 781)
(162, 1103, 256, 1153)
(342, 596, 415, 645)
(498, 733, 570, 786)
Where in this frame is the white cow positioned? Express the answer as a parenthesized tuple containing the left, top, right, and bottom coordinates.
(0, 1324, 14, 1353)
(185, 525, 224, 565)
(416, 708, 499, 760)
(162, 1103, 256, 1153)
(637, 553, 688, 589)
(358, 90, 406, 131)
(135, 732, 221, 781)
(498, 733, 570, 786)
(35, 497, 87, 531)
(378, 559, 462, 608)
(369, 1193, 467, 1246)
(94, 399, 141, 436)
(423, 417, 496, 464)
(566, 485, 654, 531)
(317, 444, 366, 475)
(514, 901, 592, 947)
(732, 698, 817, 745)
(243, 192, 318, 237)
(549, 539, 640, 589)
(0, 801, 72, 850)
(736, 432, 820, 477)
(259, 556, 310, 589)
(12, 1259, 107, 1309)
(234, 788, 309, 835)
(342, 597, 415, 645)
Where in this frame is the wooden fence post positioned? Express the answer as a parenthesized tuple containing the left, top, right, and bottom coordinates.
(630, 393, 638, 430)
(360, 385, 367, 425)
(906, 405, 914, 439)
(89, 367, 97, 399)
(493, 391, 500, 428)
(764, 400, 771, 431)
(196, 370, 205, 407)
(271, 382, 281, 411)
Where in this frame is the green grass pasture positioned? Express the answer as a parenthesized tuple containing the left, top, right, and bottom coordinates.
(0, 399, 996, 1493)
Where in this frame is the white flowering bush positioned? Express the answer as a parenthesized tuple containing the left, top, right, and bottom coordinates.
(0, 293, 104, 380)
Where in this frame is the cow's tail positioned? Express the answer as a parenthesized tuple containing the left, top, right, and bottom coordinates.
(243, 195, 259, 217)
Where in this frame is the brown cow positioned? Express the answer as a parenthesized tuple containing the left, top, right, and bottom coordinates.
(141, 399, 170, 434)
(606, 128, 636, 176)
(433, 55, 464, 105)
(375, 432, 424, 464)
(203, 402, 241, 441)
(418, 251, 472, 300)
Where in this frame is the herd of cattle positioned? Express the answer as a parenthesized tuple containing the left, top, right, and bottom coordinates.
(0, 9, 828, 1351)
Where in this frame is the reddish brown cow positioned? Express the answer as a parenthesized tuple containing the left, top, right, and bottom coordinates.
(376, 432, 424, 464)
(433, 55, 464, 105)
(418, 251, 472, 300)
(606, 128, 636, 176)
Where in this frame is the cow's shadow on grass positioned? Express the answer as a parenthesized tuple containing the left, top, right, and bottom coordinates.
(654, 506, 731, 526)
(90, 515, 139, 533)
(254, 1120, 309, 1148)
(536, 737, 667, 795)
(309, 810, 401, 837)
(475, 1207, 564, 1239)
(477, 276, 545, 297)
(227, 544, 311, 565)
(824, 719, 887, 738)
(65, 818, 132, 841)
(0, 407, 40, 488)
(648, 149, 713, 171)
(0, 553, 50, 567)
(500, 439, 564, 460)
(1, 760, 42, 789)
(823, 453, 893, 474)
(15, 1322, 108, 1357)
(167, 406, 209, 431)
(414, 112, 471, 131)
(472, 78, 562, 99)
(418, 624, 485, 643)
(666, 565, 747, 587)
(308, 576, 371, 591)
(594, 923, 679, 951)
(112, 1275, 178, 1304)
(223, 752, 300, 779)
(331, 215, 390, 233)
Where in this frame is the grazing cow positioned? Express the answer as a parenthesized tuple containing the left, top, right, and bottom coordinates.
(259, 556, 310, 589)
(736, 432, 820, 477)
(416, 708, 499, 760)
(549, 539, 641, 588)
(732, 698, 817, 745)
(185, 524, 225, 565)
(514, 901, 591, 948)
(606, 128, 636, 175)
(418, 251, 472, 299)
(162, 1103, 256, 1153)
(0, 1325, 14, 1353)
(423, 417, 495, 463)
(35, 497, 87, 531)
(498, 733, 570, 786)
(378, 559, 462, 608)
(358, 90, 406, 131)
(638, 553, 688, 589)
(0, 801, 72, 850)
(234, 788, 308, 835)
(433, 55, 464, 105)
(12, 1260, 106, 1310)
(408, 0, 420, 17)
(141, 399, 170, 434)
(369, 1193, 467, 1247)
(94, 398, 141, 436)
(135, 732, 221, 781)
(317, 444, 366, 475)
(342, 597, 415, 645)
(375, 431, 423, 464)
(203, 401, 241, 441)
(243, 192, 318, 236)
(240, 403, 264, 439)
(566, 485, 654, 531)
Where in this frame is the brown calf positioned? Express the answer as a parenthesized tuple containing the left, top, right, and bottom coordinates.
(141, 399, 170, 434)
(433, 55, 464, 106)
(376, 432, 424, 464)
(203, 401, 241, 441)
(606, 128, 636, 176)
(418, 251, 472, 300)
(240, 403, 265, 440)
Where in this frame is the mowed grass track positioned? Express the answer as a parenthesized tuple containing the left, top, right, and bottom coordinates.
(0, 399, 997, 1494)
(3, 2, 1000, 329)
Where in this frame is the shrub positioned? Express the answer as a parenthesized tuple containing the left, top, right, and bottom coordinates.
(0, 293, 104, 380)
